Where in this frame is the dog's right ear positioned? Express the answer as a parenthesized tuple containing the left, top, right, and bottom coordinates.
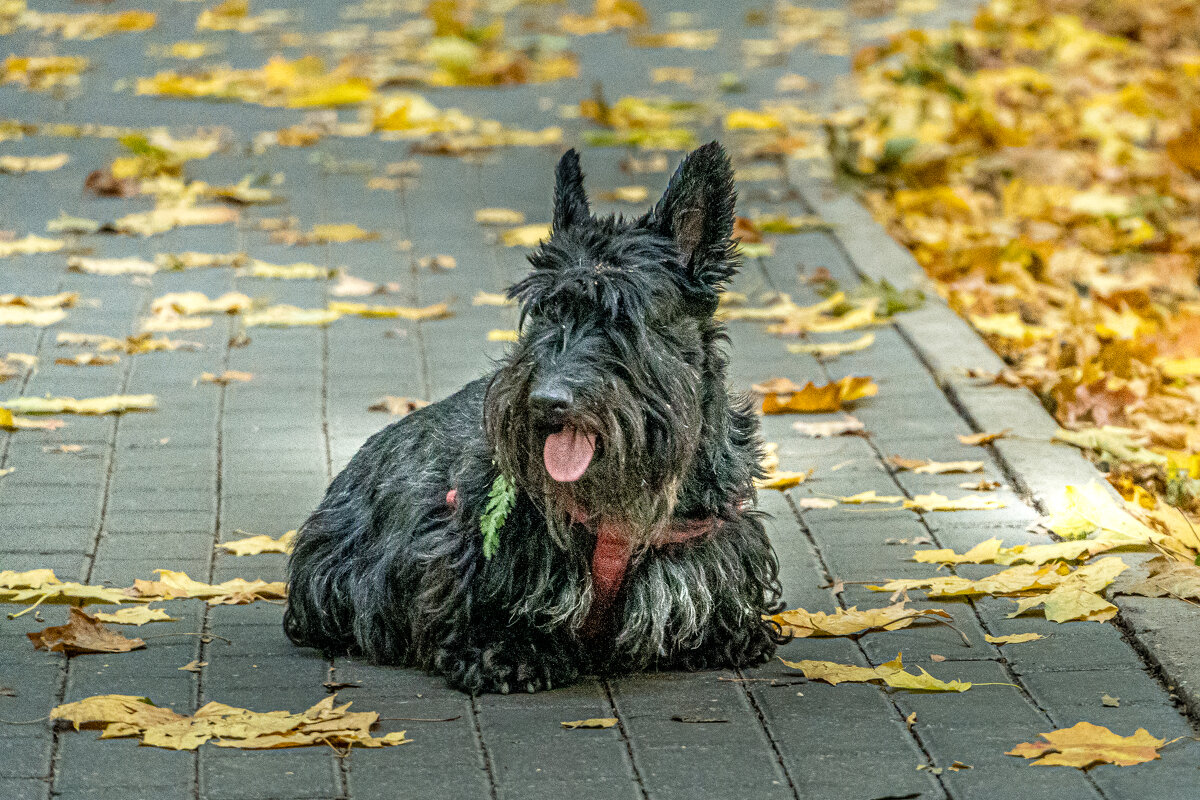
(552, 149, 590, 232)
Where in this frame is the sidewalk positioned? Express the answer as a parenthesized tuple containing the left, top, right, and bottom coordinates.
(1, 1, 1197, 799)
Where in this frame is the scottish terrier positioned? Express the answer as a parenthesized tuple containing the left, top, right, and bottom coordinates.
(284, 142, 785, 694)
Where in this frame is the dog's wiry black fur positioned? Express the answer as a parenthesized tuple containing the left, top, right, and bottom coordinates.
(284, 142, 786, 694)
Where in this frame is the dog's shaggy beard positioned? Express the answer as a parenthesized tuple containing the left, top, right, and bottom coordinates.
(484, 350, 703, 549)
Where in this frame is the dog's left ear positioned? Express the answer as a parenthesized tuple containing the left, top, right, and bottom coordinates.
(553, 149, 590, 232)
(641, 141, 737, 290)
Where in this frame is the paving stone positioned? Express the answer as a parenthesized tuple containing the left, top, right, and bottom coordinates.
(199, 748, 340, 800)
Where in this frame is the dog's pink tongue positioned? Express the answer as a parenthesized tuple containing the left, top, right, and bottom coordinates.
(543, 427, 596, 483)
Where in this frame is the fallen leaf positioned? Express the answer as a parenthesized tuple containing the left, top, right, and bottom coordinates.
(139, 314, 213, 333)
(0, 569, 145, 610)
(68, 257, 158, 276)
(57, 332, 201, 355)
(1042, 482, 1161, 543)
(1122, 556, 1200, 602)
(112, 205, 239, 236)
(1006, 721, 1167, 769)
(766, 603, 951, 638)
(596, 185, 649, 203)
(126, 570, 286, 605)
(761, 376, 878, 414)
(0, 409, 67, 432)
(243, 260, 332, 280)
(960, 479, 1001, 491)
(243, 306, 341, 327)
(368, 396, 430, 416)
(798, 497, 838, 509)
(93, 607, 175, 626)
(218, 531, 296, 556)
(3, 394, 156, 415)
(840, 490, 904, 504)
(501, 224, 552, 247)
(328, 301, 452, 321)
(156, 252, 247, 271)
(28, 608, 146, 655)
(787, 333, 876, 358)
(782, 653, 974, 692)
(417, 255, 457, 272)
(329, 273, 383, 297)
(792, 416, 865, 437)
(873, 557, 1128, 623)
(561, 718, 618, 729)
(755, 470, 812, 491)
(304, 223, 380, 244)
(0, 307, 66, 327)
(473, 292, 514, 307)
(1102, 694, 1121, 708)
(984, 633, 1045, 645)
(198, 371, 254, 385)
(51, 694, 410, 750)
(0, 154, 69, 173)
(475, 208, 525, 226)
(888, 457, 984, 474)
(912, 538, 1119, 567)
(54, 353, 120, 367)
(179, 660, 207, 673)
(903, 493, 1006, 512)
(0, 234, 64, 258)
(151, 291, 252, 316)
(958, 430, 1010, 446)
(486, 329, 519, 342)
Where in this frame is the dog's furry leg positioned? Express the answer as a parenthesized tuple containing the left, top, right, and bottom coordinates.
(612, 513, 785, 673)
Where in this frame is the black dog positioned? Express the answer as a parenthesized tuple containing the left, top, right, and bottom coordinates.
(284, 142, 785, 694)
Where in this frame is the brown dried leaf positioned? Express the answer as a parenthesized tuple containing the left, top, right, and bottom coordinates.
(28, 608, 146, 655)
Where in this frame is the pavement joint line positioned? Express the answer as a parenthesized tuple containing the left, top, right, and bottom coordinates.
(46, 283, 151, 800)
(393, 177, 432, 402)
(602, 679, 651, 800)
(195, 273, 237, 800)
(468, 693, 500, 800)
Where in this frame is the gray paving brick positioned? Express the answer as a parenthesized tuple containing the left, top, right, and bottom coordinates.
(199, 748, 339, 800)
(0, 777, 49, 800)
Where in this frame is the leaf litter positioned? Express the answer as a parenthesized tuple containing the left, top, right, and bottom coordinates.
(51, 694, 410, 750)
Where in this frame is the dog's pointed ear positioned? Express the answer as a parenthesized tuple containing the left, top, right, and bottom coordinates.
(642, 141, 737, 289)
(552, 149, 590, 232)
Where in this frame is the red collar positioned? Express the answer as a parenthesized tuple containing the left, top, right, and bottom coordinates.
(445, 489, 718, 637)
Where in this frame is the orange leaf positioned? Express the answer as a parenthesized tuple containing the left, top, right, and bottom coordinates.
(761, 377, 878, 414)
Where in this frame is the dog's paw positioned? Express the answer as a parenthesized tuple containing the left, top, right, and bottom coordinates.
(438, 641, 578, 695)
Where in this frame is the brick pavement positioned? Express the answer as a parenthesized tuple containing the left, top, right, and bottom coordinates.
(1, 1, 1198, 799)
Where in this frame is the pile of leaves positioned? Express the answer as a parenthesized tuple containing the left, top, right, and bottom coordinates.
(830, 0, 1200, 524)
(51, 694, 409, 750)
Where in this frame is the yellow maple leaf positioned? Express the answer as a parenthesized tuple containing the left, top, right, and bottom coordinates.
(766, 604, 951, 638)
(761, 376, 878, 414)
(1007, 721, 1167, 769)
(218, 531, 296, 556)
(782, 653, 974, 692)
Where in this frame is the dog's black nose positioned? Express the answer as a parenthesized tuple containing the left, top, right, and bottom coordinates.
(529, 382, 573, 423)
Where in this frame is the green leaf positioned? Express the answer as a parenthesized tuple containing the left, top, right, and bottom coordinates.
(850, 277, 925, 317)
(480, 473, 516, 560)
